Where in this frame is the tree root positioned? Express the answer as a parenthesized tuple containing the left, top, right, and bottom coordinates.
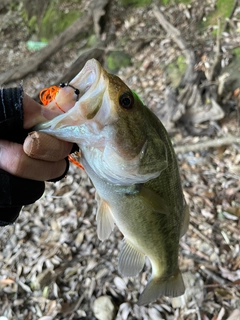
(174, 136, 240, 153)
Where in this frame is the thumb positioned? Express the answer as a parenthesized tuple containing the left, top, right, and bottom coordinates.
(23, 131, 73, 161)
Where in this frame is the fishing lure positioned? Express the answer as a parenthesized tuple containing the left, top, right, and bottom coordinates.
(39, 85, 65, 112)
(39, 83, 84, 170)
(59, 82, 80, 100)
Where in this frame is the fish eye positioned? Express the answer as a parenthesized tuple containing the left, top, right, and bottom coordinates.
(119, 92, 134, 110)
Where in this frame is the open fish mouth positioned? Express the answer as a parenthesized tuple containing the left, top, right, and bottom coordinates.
(36, 59, 108, 131)
(71, 58, 103, 101)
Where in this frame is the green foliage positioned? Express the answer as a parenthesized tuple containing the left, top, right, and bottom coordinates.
(87, 34, 98, 47)
(233, 47, 240, 57)
(216, 0, 235, 18)
(177, 55, 186, 73)
(211, 28, 218, 37)
(39, 1, 80, 40)
(203, 0, 235, 27)
(118, 0, 152, 8)
(28, 15, 37, 34)
(8, 0, 20, 10)
(21, 0, 81, 40)
(21, 7, 36, 34)
(106, 51, 132, 73)
(166, 55, 186, 87)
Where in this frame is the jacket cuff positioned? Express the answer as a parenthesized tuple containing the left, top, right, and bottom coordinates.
(0, 206, 22, 226)
(0, 169, 45, 226)
(0, 86, 26, 143)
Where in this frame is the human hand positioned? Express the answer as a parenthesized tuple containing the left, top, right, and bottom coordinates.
(0, 93, 73, 181)
(0, 88, 74, 225)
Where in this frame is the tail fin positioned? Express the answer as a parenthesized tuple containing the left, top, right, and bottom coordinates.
(137, 269, 185, 306)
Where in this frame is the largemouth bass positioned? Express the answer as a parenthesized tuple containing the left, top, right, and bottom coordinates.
(36, 59, 189, 305)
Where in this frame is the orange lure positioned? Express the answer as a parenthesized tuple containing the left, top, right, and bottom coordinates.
(39, 85, 84, 170)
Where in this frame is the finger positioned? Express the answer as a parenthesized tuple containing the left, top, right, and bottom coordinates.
(23, 94, 47, 129)
(0, 140, 68, 181)
(23, 131, 73, 161)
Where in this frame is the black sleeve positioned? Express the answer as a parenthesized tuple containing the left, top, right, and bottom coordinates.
(0, 87, 45, 226)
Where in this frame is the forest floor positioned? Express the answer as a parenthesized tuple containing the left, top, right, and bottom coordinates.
(0, 0, 240, 319)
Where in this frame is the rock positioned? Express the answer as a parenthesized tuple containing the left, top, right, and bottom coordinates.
(93, 296, 117, 320)
(226, 309, 240, 320)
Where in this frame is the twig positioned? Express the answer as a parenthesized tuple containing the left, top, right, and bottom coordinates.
(208, 17, 222, 81)
(208, 0, 239, 81)
(223, 0, 239, 32)
(153, 4, 196, 86)
(189, 224, 214, 246)
(174, 136, 240, 153)
(200, 266, 227, 285)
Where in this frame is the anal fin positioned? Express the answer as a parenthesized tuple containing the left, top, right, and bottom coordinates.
(96, 195, 115, 241)
(118, 239, 145, 277)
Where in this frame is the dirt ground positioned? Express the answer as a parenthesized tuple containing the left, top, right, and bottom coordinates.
(0, 0, 240, 319)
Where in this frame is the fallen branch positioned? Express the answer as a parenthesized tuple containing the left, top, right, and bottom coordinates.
(223, 0, 239, 32)
(33, 47, 106, 100)
(57, 48, 105, 84)
(0, 0, 113, 86)
(0, 14, 93, 85)
(174, 136, 240, 153)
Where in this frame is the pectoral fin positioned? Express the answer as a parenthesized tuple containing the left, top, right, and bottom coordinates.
(118, 239, 145, 277)
(96, 195, 115, 241)
(138, 185, 170, 215)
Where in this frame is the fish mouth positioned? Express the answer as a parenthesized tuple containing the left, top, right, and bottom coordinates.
(36, 59, 108, 131)
(70, 58, 105, 117)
